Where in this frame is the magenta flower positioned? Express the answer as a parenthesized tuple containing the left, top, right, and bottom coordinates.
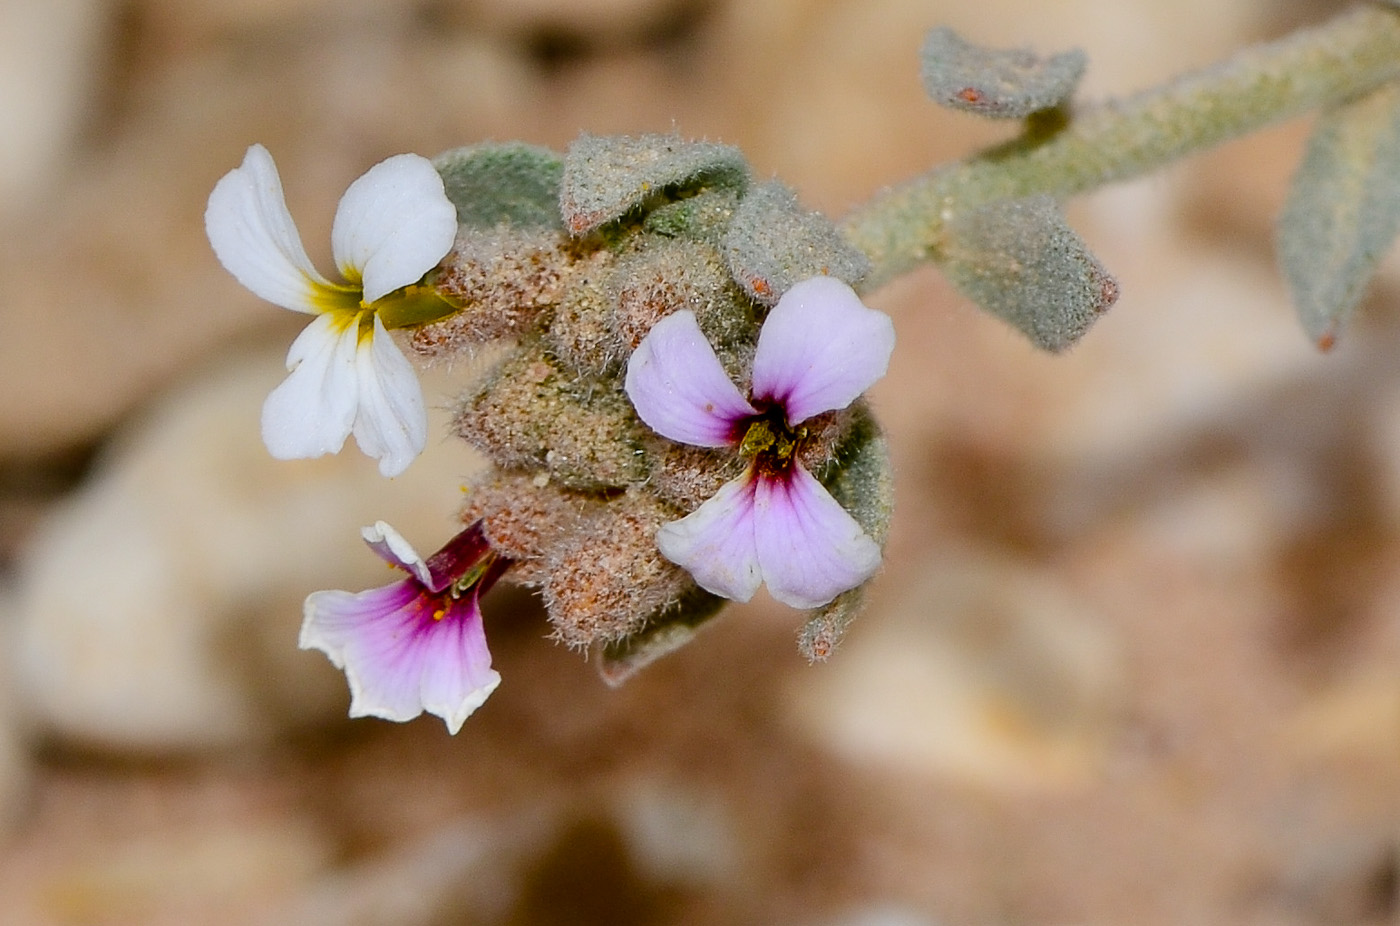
(301, 520, 509, 733)
(624, 275, 895, 610)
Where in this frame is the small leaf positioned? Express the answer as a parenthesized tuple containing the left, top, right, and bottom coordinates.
(920, 27, 1086, 119)
(724, 180, 871, 306)
(560, 132, 749, 236)
(433, 142, 564, 230)
(597, 588, 727, 687)
(1276, 80, 1400, 349)
(798, 588, 865, 664)
(800, 404, 892, 662)
(938, 195, 1119, 353)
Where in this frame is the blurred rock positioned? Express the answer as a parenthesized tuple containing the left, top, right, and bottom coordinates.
(463, 0, 703, 45)
(11, 347, 487, 753)
(259, 817, 533, 926)
(808, 909, 941, 926)
(135, 0, 364, 41)
(262, 792, 736, 926)
(0, 584, 31, 834)
(1287, 673, 1400, 772)
(609, 778, 742, 888)
(785, 551, 1124, 791)
(0, 0, 107, 211)
(37, 818, 331, 925)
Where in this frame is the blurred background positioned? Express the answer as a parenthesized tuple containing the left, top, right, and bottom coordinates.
(1, 0, 1398, 923)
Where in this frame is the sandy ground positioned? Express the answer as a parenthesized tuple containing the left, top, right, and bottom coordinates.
(2, 0, 1399, 923)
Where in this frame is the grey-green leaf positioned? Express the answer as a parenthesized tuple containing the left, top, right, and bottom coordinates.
(597, 587, 727, 687)
(800, 404, 892, 662)
(1276, 80, 1400, 349)
(433, 142, 564, 230)
(560, 132, 749, 236)
(724, 180, 871, 305)
(938, 195, 1119, 353)
(920, 27, 1087, 119)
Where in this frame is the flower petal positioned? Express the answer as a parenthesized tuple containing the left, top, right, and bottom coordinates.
(361, 521, 432, 586)
(301, 581, 500, 734)
(655, 473, 763, 602)
(753, 463, 882, 610)
(750, 276, 895, 424)
(350, 316, 428, 478)
(261, 312, 359, 460)
(416, 591, 500, 734)
(205, 144, 334, 313)
(625, 310, 756, 448)
(331, 153, 458, 304)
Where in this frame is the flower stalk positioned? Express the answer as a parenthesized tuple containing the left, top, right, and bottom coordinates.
(844, 4, 1400, 290)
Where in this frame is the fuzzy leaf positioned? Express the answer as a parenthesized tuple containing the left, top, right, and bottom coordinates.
(939, 195, 1118, 353)
(920, 27, 1086, 119)
(560, 133, 749, 236)
(724, 180, 871, 305)
(1276, 81, 1400, 349)
(800, 404, 892, 661)
(433, 142, 564, 230)
(597, 587, 727, 687)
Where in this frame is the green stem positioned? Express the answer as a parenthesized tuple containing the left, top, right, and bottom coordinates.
(844, 4, 1400, 290)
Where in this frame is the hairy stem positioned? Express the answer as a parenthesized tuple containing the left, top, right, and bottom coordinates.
(844, 4, 1400, 290)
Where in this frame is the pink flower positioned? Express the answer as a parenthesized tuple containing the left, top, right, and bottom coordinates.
(301, 521, 508, 733)
(624, 276, 895, 610)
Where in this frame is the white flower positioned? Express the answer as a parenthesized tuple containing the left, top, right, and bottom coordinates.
(205, 144, 458, 477)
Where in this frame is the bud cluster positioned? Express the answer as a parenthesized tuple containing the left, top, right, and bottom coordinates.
(413, 135, 891, 676)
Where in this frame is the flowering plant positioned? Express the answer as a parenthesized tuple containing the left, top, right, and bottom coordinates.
(206, 4, 1400, 730)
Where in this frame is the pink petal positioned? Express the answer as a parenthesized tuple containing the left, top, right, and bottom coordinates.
(415, 590, 499, 733)
(301, 580, 500, 734)
(625, 310, 756, 448)
(750, 276, 895, 424)
(654, 473, 763, 602)
(753, 463, 882, 610)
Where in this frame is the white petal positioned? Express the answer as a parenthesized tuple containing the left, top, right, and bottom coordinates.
(625, 310, 756, 448)
(360, 520, 432, 586)
(751, 276, 895, 424)
(301, 582, 500, 735)
(331, 153, 458, 304)
(205, 144, 333, 313)
(753, 463, 882, 610)
(351, 316, 428, 478)
(261, 313, 359, 460)
(655, 474, 763, 602)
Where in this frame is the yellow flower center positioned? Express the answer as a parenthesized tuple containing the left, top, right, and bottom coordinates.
(738, 408, 807, 476)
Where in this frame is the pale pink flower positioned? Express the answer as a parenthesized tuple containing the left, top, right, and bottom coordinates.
(625, 276, 895, 610)
(301, 521, 507, 733)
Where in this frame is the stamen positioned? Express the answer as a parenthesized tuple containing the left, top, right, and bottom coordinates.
(739, 410, 809, 474)
(450, 552, 498, 597)
(739, 419, 777, 456)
